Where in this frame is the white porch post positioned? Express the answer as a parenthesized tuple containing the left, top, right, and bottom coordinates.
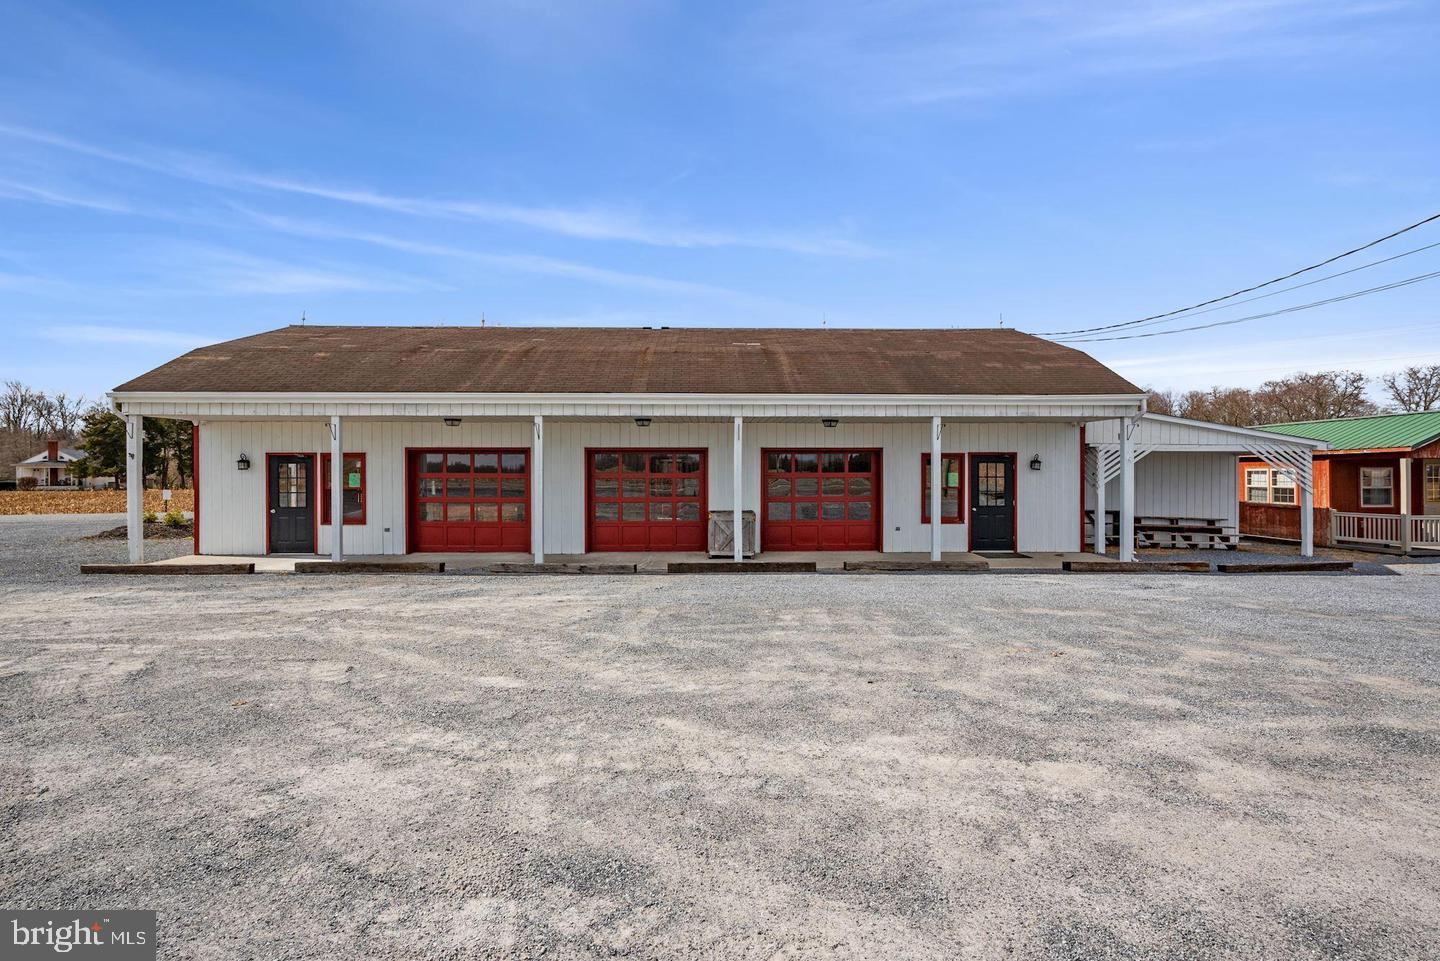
(125, 413, 144, 564)
(1300, 454, 1315, 558)
(329, 415, 343, 562)
(1119, 419, 1136, 562)
(1400, 456, 1412, 554)
(532, 414, 545, 563)
(733, 415, 744, 561)
(1093, 450, 1107, 555)
(930, 415, 942, 561)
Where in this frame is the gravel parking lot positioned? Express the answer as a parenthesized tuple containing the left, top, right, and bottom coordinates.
(2, 516, 1439, 960)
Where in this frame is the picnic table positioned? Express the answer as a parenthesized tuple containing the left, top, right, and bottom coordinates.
(1085, 511, 1239, 550)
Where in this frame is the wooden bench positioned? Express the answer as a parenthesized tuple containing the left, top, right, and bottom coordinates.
(1086, 511, 1239, 550)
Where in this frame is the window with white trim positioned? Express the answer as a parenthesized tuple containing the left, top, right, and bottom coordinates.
(1270, 469, 1296, 504)
(1426, 463, 1440, 504)
(1245, 468, 1270, 503)
(1360, 467, 1393, 507)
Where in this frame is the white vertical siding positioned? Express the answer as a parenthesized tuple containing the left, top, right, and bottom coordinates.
(1088, 452, 1238, 526)
(199, 418, 1085, 555)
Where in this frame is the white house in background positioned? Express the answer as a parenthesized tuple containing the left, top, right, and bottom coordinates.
(14, 439, 111, 489)
(105, 324, 1322, 565)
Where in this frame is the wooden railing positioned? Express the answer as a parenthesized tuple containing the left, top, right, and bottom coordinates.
(1331, 512, 1440, 550)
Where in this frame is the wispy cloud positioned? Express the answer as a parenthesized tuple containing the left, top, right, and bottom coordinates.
(0, 177, 133, 214)
(741, 0, 1419, 106)
(36, 324, 215, 349)
(239, 209, 746, 297)
(0, 121, 873, 256)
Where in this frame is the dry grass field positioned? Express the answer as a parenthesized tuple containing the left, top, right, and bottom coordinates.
(0, 489, 193, 516)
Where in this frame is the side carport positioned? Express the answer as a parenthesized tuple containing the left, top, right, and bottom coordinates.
(1085, 413, 1329, 559)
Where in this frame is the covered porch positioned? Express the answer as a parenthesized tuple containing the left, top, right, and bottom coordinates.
(1085, 413, 1330, 559)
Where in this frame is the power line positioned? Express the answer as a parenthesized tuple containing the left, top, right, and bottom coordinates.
(1032, 210, 1440, 336)
(1057, 269, 1440, 343)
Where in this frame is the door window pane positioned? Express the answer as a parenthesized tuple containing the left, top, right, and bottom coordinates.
(446, 478, 470, 498)
(501, 478, 526, 498)
(768, 478, 791, 497)
(447, 453, 471, 473)
(848, 502, 872, 520)
(474, 503, 499, 523)
(649, 478, 673, 497)
(769, 502, 791, 520)
(848, 452, 872, 472)
(821, 477, 845, 496)
(594, 503, 619, 521)
(675, 454, 702, 473)
(501, 453, 526, 474)
(797, 502, 819, 520)
(795, 478, 819, 497)
(794, 453, 818, 472)
(821, 452, 846, 473)
(622, 479, 647, 498)
(677, 503, 700, 521)
(621, 453, 646, 473)
(650, 454, 674, 473)
(677, 478, 700, 497)
(650, 502, 674, 521)
(446, 503, 471, 522)
(622, 503, 646, 521)
(594, 478, 619, 498)
(849, 477, 872, 496)
(767, 453, 792, 472)
(473, 478, 498, 498)
(420, 478, 443, 497)
(821, 502, 844, 520)
(419, 503, 443, 522)
(474, 453, 499, 473)
(422, 452, 444, 473)
(502, 504, 526, 522)
(593, 452, 619, 472)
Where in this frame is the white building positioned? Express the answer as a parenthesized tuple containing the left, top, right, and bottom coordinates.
(107, 325, 1322, 564)
(14, 440, 111, 489)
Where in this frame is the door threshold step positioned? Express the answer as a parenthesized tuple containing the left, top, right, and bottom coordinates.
(294, 561, 446, 574)
(668, 561, 817, 573)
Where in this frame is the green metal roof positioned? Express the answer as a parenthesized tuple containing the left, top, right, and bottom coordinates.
(1251, 410, 1440, 451)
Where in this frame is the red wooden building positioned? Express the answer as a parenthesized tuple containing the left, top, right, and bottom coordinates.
(1239, 410, 1440, 552)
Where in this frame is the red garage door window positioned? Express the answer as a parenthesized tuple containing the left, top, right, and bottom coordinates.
(411, 449, 530, 552)
(763, 449, 880, 551)
(588, 449, 707, 551)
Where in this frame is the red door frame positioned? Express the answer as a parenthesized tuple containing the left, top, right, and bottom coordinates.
(759, 447, 883, 551)
(583, 447, 709, 552)
(404, 446, 533, 553)
(967, 452, 1018, 552)
(264, 452, 319, 555)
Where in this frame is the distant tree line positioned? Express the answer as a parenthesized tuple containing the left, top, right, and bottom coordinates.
(1, 381, 192, 489)
(1146, 365, 1440, 427)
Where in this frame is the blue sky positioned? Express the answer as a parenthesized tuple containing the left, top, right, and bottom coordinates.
(2, 0, 1438, 402)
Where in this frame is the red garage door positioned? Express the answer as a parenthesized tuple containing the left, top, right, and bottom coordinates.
(763, 449, 880, 551)
(588, 449, 706, 551)
(410, 449, 530, 552)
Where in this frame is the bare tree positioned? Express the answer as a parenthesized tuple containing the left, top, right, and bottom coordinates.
(0, 380, 41, 434)
(1254, 370, 1376, 423)
(1173, 387, 1267, 427)
(1380, 365, 1440, 412)
(1144, 388, 1177, 416)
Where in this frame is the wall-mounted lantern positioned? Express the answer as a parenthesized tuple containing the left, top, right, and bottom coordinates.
(236, 453, 251, 471)
(821, 418, 839, 428)
(443, 417, 461, 427)
(1029, 454, 1043, 471)
(634, 417, 652, 427)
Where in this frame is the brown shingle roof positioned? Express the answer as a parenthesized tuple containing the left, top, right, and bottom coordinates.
(113, 325, 1141, 396)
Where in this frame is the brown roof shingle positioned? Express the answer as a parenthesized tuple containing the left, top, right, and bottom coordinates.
(113, 325, 1141, 396)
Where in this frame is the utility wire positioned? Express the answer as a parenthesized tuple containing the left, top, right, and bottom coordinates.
(1032, 210, 1440, 336)
(1056, 239, 1440, 337)
(1057, 269, 1440, 343)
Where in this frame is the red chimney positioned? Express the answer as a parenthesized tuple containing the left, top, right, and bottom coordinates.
(46, 439, 59, 461)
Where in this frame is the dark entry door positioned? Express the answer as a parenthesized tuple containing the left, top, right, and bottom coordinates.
(269, 455, 315, 553)
(969, 455, 1016, 551)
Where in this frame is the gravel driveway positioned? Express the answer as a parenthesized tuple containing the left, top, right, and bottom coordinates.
(2, 516, 1438, 960)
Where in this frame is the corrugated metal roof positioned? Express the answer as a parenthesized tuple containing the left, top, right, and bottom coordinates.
(111, 325, 1143, 397)
(1251, 410, 1440, 451)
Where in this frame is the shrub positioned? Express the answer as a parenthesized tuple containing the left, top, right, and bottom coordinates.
(143, 510, 158, 523)
(17, 476, 37, 491)
(163, 509, 187, 528)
